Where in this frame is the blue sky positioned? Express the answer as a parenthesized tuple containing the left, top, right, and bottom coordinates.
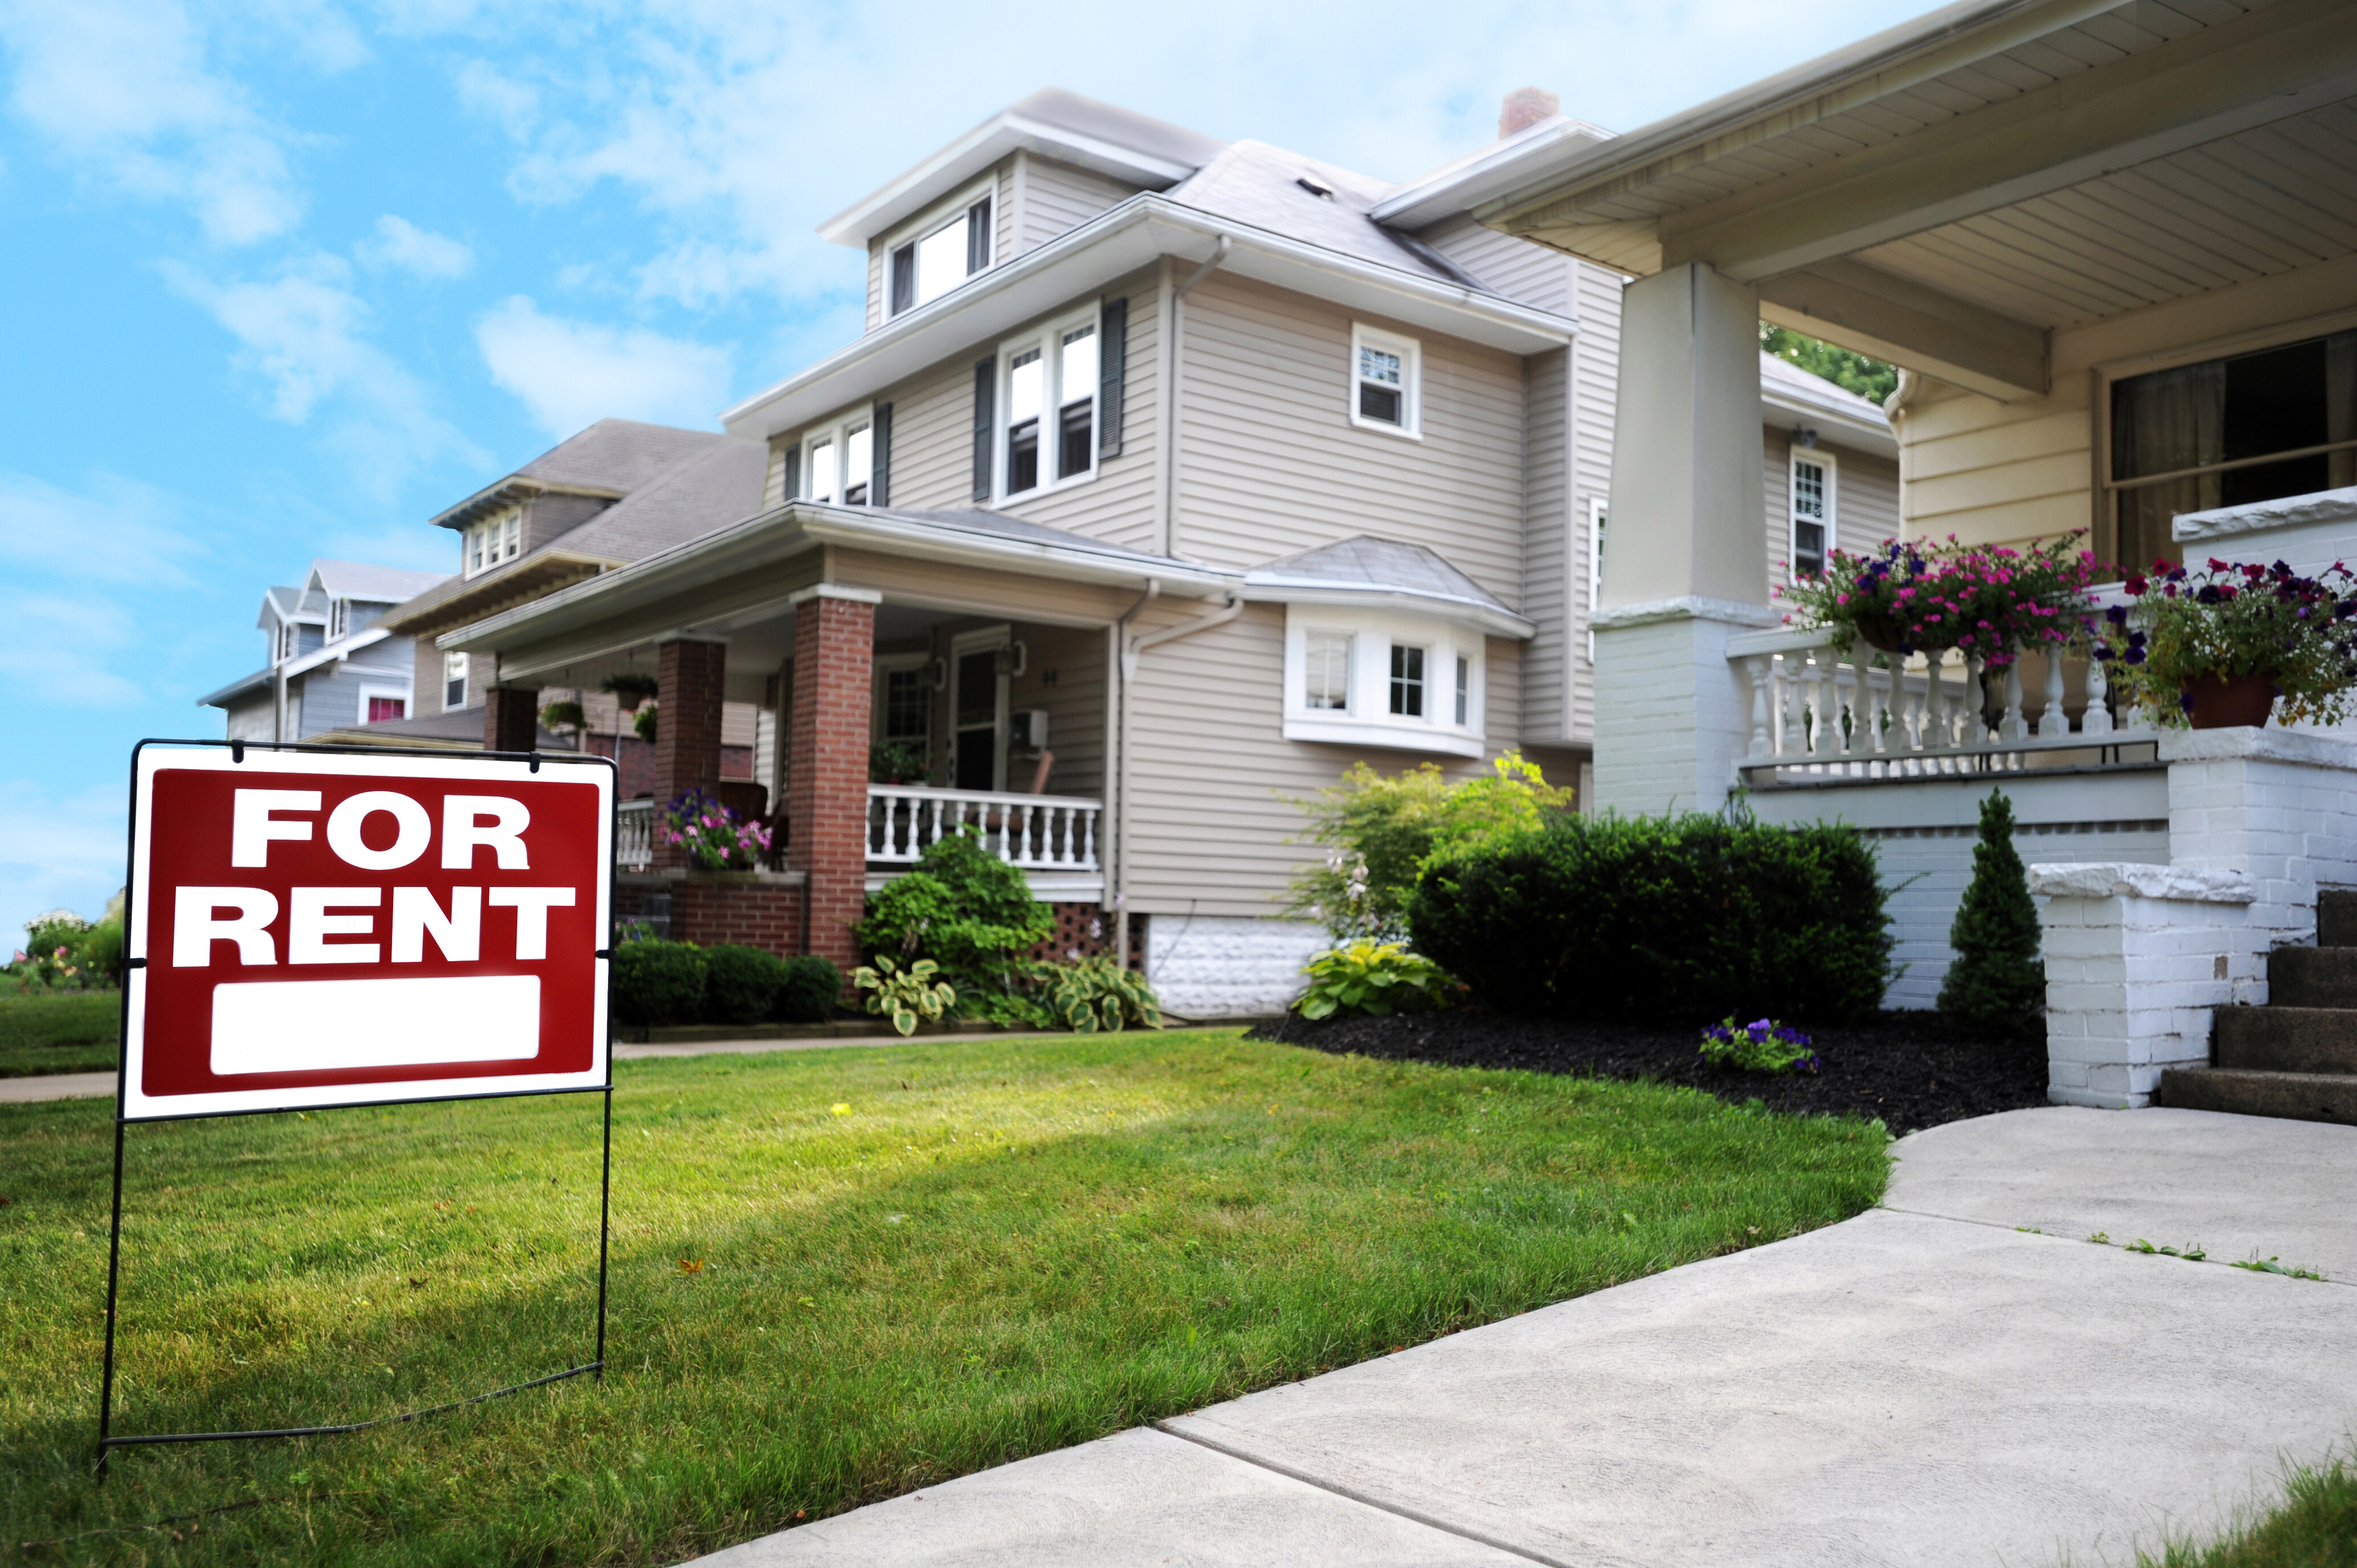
(0, 0, 1944, 942)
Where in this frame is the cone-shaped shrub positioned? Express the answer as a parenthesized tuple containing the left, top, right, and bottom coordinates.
(1937, 788, 2046, 1027)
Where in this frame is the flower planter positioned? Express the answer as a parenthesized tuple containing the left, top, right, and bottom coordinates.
(1852, 611, 1908, 654)
(2183, 672, 2277, 730)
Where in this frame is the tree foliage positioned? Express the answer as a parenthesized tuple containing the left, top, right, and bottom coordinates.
(1937, 789, 2046, 1028)
(1761, 323, 1898, 406)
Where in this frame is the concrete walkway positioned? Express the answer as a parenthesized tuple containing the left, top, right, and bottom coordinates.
(697, 1107, 2357, 1568)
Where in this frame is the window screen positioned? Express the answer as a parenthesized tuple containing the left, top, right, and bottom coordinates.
(1358, 345, 1403, 425)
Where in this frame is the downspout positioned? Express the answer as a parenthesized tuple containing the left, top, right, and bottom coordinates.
(1123, 591, 1240, 683)
(1160, 237, 1229, 559)
(1109, 578, 1161, 968)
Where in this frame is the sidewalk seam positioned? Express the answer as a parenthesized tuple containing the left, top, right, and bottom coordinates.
(1877, 1202, 2353, 1290)
(1153, 1419, 1574, 1568)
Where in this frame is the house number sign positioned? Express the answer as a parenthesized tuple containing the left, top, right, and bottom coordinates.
(122, 742, 613, 1119)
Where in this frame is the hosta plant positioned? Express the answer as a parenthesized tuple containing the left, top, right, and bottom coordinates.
(1037, 956, 1161, 1033)
(852, 956, 956, 1037)
(1295, 942, 1457, 1020)
(1698, 1016, 1821, 1075)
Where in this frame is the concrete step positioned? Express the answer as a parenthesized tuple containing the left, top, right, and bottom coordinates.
(2159, 1067, 2357, 1127)
(2214, 1007, 2357, 1075)
(2265, 946, 2357, 1009)
(2319, 889, 2357, 949)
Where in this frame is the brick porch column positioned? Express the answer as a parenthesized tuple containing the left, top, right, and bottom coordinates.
(787, 586, 876, 972)
(483, 686, 540, 752)
(652, 639, 728, 869)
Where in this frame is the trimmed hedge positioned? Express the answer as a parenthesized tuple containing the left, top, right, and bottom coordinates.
(1408, 813, 1894, 1024)
(613, 940, 843, 1029)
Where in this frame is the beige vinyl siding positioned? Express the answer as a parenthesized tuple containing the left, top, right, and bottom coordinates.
(763, 437, 790, 510)
(1521, 348, 1571, 744)
(994, 160, 1016, 268)
(1893, 250, 2357, 559)
(1566, 260, 1623, 744)
(1007, 622, 1107, 799)
(867, 238, 885, 332)
(1172, 272, 1526, 601)
(867, 353, 977, 511)
(1121, 604, 1522, 917)
(1017, 157, 1137, 253)
(1420, 215, 1577, 313)
(826, 546, 1138, 630)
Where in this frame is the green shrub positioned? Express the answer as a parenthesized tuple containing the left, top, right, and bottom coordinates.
(1282, 752, 1576, 942)
(1409, 811, 1893, 1024)
(1937, 789, 2046, 1028)
(1295, 942, 1457, 1020)
(856, 830, 1053, 1003)
(772, 956, 843, 1023)
(612, 940, 708, 1027)
(1037, 956, 1161, 1032)
(702, 944, 787, 1026)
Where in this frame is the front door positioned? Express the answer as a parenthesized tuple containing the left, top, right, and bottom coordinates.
(953, 646, 1005, 791)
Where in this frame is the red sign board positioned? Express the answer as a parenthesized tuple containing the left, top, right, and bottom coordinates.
(124, 746, 613, 1119)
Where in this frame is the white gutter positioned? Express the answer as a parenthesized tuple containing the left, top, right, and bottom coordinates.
(1371, 115, 1619, 230)
(1759, 387, 1895, 458)
(720, 194, 1579, 442)
(1121, 593, 1243, 683)
(280, 625, 394, 679)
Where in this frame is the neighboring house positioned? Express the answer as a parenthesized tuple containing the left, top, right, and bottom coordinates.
(428, 86, 1896, 1013)
(1409, 0, 2357, 1106)
(199, 560, 450, 743)
(357, 419, 771, 783)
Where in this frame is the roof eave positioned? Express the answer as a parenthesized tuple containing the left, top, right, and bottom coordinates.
(425, 476, 626, 534)
(1240, 579, 1537, 639)
(725, 194, 1579, 442)
(1370, 117, 1620, 231)
(1759, 385, 1896, 457)
(196, 668, 273, 708)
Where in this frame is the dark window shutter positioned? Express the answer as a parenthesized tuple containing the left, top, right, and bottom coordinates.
(870, 403, 893, 508)
(1098, 296, 1128, 459)
(888, 244, 915, 315)
(966, 198, 993, 274)
(781, 443, 800, 504)
(972, 358, 995, 501)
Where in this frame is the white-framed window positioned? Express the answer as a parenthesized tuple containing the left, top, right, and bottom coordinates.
(330, 598, 346, 640)
(1789, 447, 1835, 580)
(444, 651, 470, 711)
(843, 421, 873, 506)
(1304, 632, 1352, 711)
(1349, 323, 1421, 438)
(358, 683, 411, 726)
(275, 620, 294, 662)
(462, 508, 522, 579)
(994, 309, 1101, 500)
(806, 434, 836, 504)
(794, 406, 880, 507)
(1281, 607, 1485, 758)
(872, 653, 932, 744)
(884, 181, 995, 319)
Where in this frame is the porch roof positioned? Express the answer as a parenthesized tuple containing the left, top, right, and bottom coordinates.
(1441, 0, 2357, 401)
(1242, 534, 1537, 638)
(436, 499, 1240, 662)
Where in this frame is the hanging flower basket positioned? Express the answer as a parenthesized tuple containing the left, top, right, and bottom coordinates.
(1776, 532, 2103, 665)
(602, 671, 660, 714)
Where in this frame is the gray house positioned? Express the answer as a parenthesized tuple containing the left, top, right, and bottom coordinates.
(200, 560, 450, 743)
(410, 86, 1895, 1015)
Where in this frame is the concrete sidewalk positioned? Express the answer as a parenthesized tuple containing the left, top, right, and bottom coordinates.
(697, 1107, 2357, 1568)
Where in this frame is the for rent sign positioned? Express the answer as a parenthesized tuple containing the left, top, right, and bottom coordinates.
(124, 745, 613, 1119)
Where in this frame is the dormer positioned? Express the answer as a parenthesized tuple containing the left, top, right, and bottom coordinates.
(819, 88, 1224, 332)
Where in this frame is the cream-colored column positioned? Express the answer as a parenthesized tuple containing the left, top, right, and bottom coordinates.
(1592, 262, 1778, 814)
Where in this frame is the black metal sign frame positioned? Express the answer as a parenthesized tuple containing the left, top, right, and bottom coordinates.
(96, 738, 620, 1480)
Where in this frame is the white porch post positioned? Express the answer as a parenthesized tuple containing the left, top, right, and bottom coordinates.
(1592, 262, 1776, 814)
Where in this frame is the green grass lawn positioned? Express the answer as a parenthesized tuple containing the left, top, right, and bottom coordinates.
(0, 991, 120, 1077)
(2131, 1455, 2357, 1566)
(1, 1028, 1888, 1565)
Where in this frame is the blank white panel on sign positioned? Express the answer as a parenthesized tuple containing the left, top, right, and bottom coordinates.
(211, 975, 542, 1076)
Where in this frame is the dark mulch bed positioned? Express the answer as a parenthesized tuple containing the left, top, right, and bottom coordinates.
(1247, 1008, 2045, 1134)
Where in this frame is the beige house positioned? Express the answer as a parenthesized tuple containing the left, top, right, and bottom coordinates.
(420, 87, 1894, 1013)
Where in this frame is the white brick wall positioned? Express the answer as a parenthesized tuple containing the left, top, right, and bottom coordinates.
(1145, 915, 1329, 1019)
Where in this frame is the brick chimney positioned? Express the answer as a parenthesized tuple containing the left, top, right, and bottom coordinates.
(1499, 87, 1560, 139)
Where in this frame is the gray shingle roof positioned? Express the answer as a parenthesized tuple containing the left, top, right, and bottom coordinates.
(514, 420, 738, 496)
(875, 506, 1205, 569)
(1248, 534, 1513, 612)
(535, 437, 769, 564)
(307, 559, 451, 603)
(1165, 141, 1490, 291)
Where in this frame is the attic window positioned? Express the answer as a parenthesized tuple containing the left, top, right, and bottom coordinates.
(1295, 176, 1334, 199)
(888, 193, 994, 317)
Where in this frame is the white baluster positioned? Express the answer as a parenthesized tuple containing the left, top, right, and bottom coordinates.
(1797, 649, 1822, 759)
(1962, 653, 1988, 753)
(2083, 651, 2114, 736)
(1746, 655, 1771, 760)
(1778, 653, 1806, 760)
(2037, 649, 2069, 738)
(2001, 662, 2028, 746)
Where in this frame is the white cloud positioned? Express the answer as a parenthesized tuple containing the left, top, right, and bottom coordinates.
(0, 0, 303, 243)
(476, 295, 732, 438)
(164, 255, 484, 491)
(0, 778, 132, 948)
(357, 214, 473, 279)
(0, 594, 146, 707)
(0, 469, 204, 586)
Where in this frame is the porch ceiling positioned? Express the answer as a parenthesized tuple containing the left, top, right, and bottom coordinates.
(1469, 0, 2357, 399)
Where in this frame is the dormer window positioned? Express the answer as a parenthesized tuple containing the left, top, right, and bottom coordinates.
(330, 598, 346, 640)
(887, 191, 993, 318)
(462, 508, 522, 579)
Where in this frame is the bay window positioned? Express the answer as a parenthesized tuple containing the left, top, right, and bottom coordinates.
(1282, 608, 1486, 758)
(1388, 644, 1425, 716)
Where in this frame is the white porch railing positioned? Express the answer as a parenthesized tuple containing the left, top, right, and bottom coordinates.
(617, 799, 655, 870)
(1726, 620, 2160, 782)
(868, 784, 1102, 871)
